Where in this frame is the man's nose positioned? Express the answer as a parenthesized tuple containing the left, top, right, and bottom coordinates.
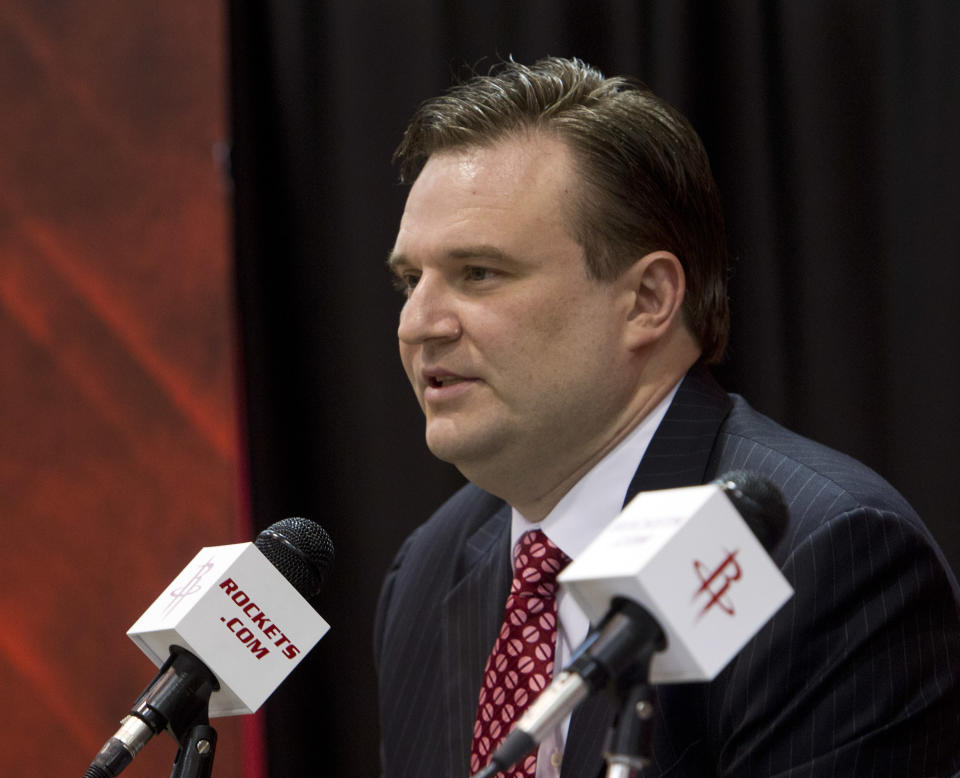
(397, 275, 461, 345)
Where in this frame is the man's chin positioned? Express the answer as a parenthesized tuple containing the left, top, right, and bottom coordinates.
(425, 426, 499, 471)
(424, 436, 473, 466)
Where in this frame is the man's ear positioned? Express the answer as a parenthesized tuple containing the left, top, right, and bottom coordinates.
(621, 250, 687, 348)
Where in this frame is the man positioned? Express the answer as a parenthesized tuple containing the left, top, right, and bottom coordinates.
(374, 57, 960, 777)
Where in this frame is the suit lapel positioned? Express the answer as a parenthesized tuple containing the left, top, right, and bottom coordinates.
(561, 365, 732, 777)
(440, 504, 512, 777)
(625, 364, 732, 501)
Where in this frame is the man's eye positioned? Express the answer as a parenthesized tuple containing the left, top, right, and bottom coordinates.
(464, 266, 495, 282)
(391, 272, 420, 295)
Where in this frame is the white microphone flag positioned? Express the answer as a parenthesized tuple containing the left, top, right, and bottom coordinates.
(559, 482, 793, 683)
(127, 542, 330, 716)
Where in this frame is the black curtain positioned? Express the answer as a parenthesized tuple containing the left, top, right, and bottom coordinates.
(227, 3, 960, 775)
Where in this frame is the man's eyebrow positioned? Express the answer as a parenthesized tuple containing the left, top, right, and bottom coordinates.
(387, 245, 515, 270)
(386, 250, 407, 271)
(447, 245, 512, 262)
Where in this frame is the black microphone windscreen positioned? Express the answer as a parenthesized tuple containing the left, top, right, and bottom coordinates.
(716, 471, 789, 553)
(254, 517, 335, 601)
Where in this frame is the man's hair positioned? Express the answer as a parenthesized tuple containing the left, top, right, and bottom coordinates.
(394, 56, 730, 363)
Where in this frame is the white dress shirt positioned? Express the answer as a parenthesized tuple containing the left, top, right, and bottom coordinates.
(508, 383, 679, 778)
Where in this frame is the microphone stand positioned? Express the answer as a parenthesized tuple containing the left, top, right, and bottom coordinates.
(471, 599, 664, 778)
(160, 648, 219, 778)
(83, 646, 219, 778)
(602, 653, 655, 777)
(168, 722, 217, 778)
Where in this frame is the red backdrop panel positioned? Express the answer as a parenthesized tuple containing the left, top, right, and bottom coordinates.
(0, 2, 249, 776)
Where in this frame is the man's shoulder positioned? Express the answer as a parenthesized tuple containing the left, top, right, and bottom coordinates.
(419, 481, 507, 539)
(374, 483, 507, 654)
(716, 394, 922, 533)
(429, 480, 506, 522)
(390, 482, 507, 568)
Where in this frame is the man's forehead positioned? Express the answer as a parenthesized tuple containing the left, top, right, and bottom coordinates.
(390, 134, 583, 266)
(421, 134, 573, 185)
(399, 136, 577, 233)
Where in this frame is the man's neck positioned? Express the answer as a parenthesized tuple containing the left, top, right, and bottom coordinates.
(507, 374, 686, 521)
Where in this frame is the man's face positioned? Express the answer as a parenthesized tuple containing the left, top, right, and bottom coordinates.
(389, 135, 639, 497)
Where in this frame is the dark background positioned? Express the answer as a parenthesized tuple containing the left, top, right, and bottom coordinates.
(227, 2, 960, 775)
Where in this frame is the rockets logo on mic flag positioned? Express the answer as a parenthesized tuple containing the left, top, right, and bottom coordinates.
(694, 549, 743, 618)
(163, 558, 216, 617)
(559, 482, 793, 683)
(127, 542, 330, 716)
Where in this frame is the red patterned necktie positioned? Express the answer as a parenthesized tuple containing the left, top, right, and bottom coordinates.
(470, 530, 572, 777)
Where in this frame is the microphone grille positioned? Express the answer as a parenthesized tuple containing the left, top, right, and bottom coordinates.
(254, 517, 335, 601)
(717, 470, 789, 553)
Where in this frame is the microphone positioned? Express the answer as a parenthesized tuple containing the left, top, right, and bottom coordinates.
(84, 518, 334, 778)
(472, 472, 793, 777)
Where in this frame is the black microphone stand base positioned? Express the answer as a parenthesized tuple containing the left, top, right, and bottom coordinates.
(601, 660, 655, 778)
(170, 723, 218, 778)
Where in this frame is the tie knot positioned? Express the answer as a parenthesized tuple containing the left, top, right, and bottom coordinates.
(511, 530, 571, 598)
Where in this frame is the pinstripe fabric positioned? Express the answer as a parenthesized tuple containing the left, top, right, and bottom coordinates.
(443, 510, 513, 776)
(375, 366, 960, 777)
(375, 488, 512, 777)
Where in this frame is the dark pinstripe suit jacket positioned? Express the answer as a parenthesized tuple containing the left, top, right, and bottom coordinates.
(374, 366, 960, 777)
